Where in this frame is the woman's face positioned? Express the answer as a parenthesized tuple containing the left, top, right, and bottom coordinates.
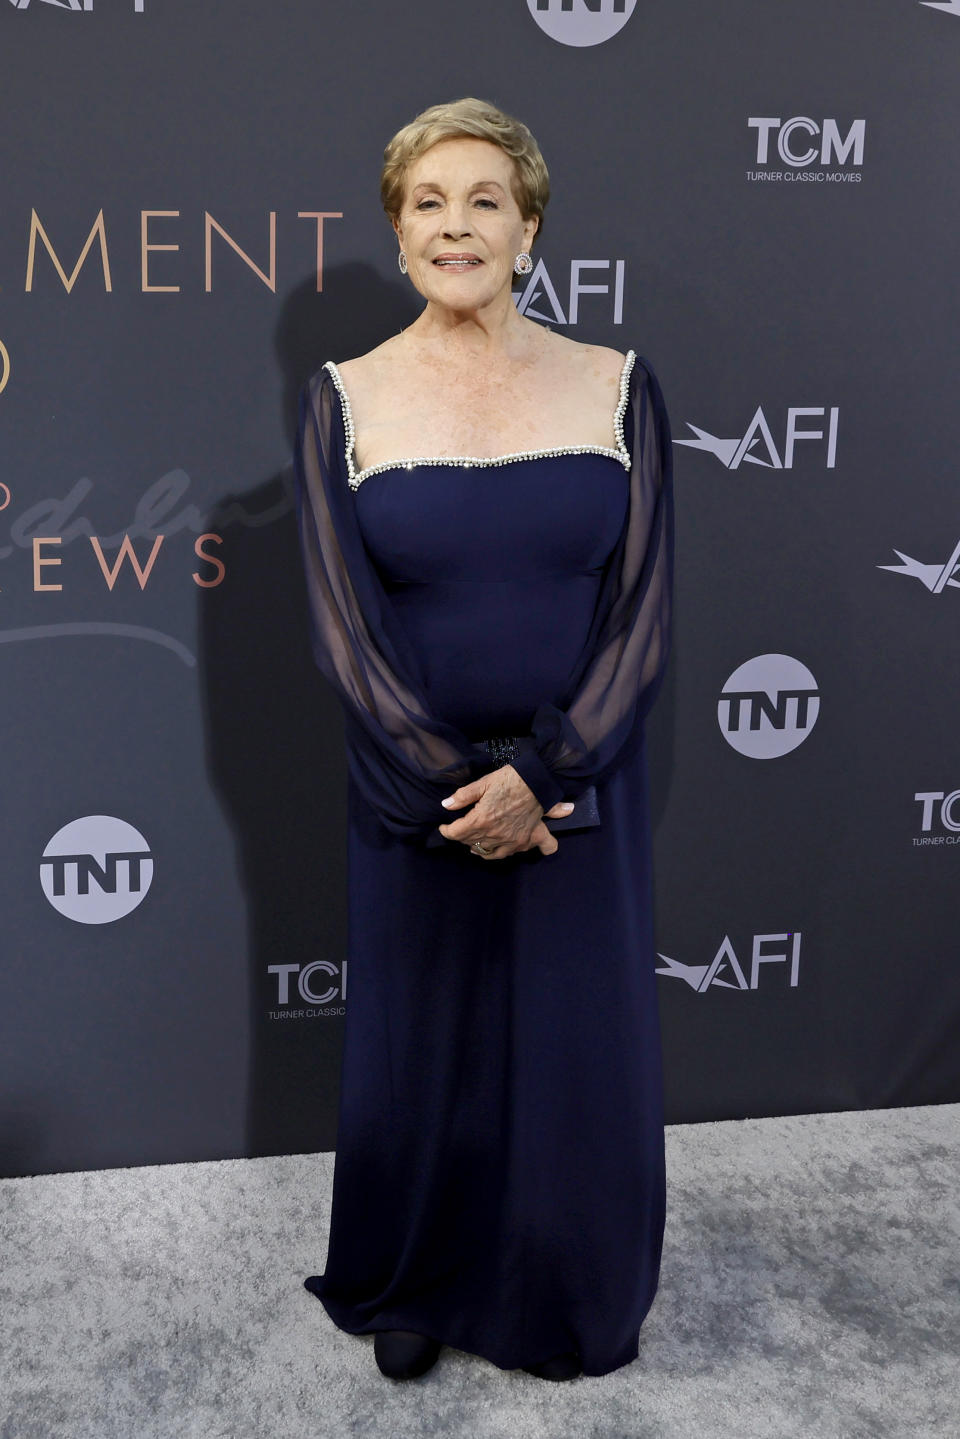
(394, 137, 539, 312)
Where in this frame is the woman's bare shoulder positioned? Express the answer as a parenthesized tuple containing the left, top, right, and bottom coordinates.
(539, 330, 629, 385)
(332, 335, 403, 387)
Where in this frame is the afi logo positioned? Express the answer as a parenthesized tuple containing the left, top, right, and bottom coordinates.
(40, 815, 153, 924)
(878, 538, 960, 594)
(748, 117, 865, 168)
(514, 257, 624, 325)
(676, 406, 838, 468)
(9, 1, 146, 10)
(719, 655, 820, 759)
(526, 0, 637, 48)
(657, 933, 802, 992)
(268, 960, 348, 1006)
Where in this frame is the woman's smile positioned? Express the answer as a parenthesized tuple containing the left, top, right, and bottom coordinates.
(432, 251, 483, 270)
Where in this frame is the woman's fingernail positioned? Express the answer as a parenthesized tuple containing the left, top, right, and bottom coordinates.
(560, 803, 574, 812)
(441, 797, 454, 807)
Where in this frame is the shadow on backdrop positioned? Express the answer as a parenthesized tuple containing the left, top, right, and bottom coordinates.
(199, 264, 420, 1157)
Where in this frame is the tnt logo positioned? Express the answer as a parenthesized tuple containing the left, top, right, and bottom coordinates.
(657, 933, 802, 992)
(40, 815, 153, 924)
(719, 654, 820, 759)
(526, 0, 637, 48)
(748, 118, 865, 169)
(8, 1, 146, 10)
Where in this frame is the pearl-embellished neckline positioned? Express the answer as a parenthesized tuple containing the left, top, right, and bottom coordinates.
(324, 349, 637, 491)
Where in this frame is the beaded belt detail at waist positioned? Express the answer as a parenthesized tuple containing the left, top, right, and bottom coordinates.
(476, 734, 522, 765)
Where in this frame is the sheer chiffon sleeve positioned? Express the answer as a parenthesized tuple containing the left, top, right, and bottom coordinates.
(506, 355, 674, 812)
(293, 366, 494, 844)
(291, 352, 673, 845)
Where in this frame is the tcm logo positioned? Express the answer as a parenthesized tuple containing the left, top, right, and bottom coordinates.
(676, 405, 838, 469)
(913, 790, 960, 847)
(9, 0, 146, 10)
(719, 655, 820, 759)
(657, 933, 801, 992)
(514, 257, 624, 325)
(526, 0, 637, 47)
(40, 815, 153, 924)
(748, 117, 865, 169)
(268, 960, 348, 1013)
(879, 537, 960, 594)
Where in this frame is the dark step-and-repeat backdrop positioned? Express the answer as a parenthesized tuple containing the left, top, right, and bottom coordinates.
(1, 1, 957, 1177)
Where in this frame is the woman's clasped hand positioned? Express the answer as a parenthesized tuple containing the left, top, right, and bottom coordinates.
(438, 764, 575, 858)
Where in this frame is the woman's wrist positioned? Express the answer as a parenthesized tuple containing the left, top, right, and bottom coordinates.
(504, 752, 565, 813)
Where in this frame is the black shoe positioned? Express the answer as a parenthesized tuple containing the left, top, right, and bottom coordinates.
(374, 1328, 442, 1380)
(522, 1350, 583, 1381)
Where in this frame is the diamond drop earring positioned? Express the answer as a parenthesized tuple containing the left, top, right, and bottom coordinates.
(513, 252, 533, 276)
(398, 250, 408, 275)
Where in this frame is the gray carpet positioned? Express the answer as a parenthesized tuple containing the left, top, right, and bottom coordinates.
(2, 1104, 958, 1439)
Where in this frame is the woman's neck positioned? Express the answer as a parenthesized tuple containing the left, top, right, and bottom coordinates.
(404, 292, 541, 362)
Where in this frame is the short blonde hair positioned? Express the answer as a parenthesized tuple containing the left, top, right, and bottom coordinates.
(380, 97, 550, 244)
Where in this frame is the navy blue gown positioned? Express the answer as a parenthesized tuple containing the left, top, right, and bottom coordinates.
(292, 348, 674, 1377)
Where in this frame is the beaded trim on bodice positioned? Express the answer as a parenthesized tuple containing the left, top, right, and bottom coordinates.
(323, 349, 637, 491)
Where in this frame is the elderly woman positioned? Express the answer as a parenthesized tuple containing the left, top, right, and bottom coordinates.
(293, 97, 673, 1383)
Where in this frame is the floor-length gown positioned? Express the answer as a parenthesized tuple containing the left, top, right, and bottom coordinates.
(293, 348, 674, 1378)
